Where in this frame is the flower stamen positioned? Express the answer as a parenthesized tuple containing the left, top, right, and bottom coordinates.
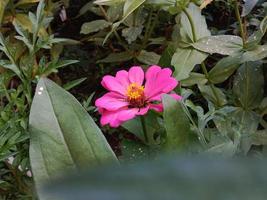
(126, 83, 145, 107)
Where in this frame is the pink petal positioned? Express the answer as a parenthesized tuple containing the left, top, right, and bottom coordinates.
(100, 107, 139, 127)
(95, 92, 129, 111)
(100, 108, 124, 127)
(150, 104, 163, 112)
(145, 65, 161, 81)
(128, 66, 144, 85)
(149, 92, 182, 102)
(149, 94, 181, 113)
(117, 108, 139, 121)
(144, 66, 178, 99)
(169, 93, 182, 101)
(101, 75, 127, 95)
(115, 70, 130, 87)
(136, 106, 150, 115)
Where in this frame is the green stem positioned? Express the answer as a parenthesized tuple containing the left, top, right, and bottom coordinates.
(141, 8, 153, 48)
(183, 8, 222, 107)
(234, 0, 246, 47)
(200, 63, 221, 107)
(140, 116, 149, 144)
(99, 5, 131, 53)
(2, 83, 11, 103)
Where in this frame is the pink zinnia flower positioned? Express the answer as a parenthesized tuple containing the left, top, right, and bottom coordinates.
(95, 65, 182, 127)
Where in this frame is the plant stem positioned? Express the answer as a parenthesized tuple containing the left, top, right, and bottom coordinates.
(234, 0, 246, 47)
(99, 5, 131, 53)
(200, 63, 221, 107)
(1, 83, 11, 103)
(140, 116, 149, 144)
(183, 8, 221, 107)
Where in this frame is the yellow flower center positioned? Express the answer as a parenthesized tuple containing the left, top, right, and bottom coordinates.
(126, 83, 145, 107)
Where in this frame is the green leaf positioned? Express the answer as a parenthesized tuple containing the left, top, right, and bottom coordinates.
(15, 0, 39, 7)
(241, 0, 259, 17)
(136, 50, 160, 65)
(0, 0, 9, 24)
(94, 0, 125, 6)
(97, 51, 133, 63)
(233, 62, 264, 109)
(162, 95, 192, 151)
(123, 0, 146, 20)
(122, 112, 161, 144)
(76, 2, 102, 17)
(192, 35, 243, 55)
(246, 16, 267, 46)
(180, 3, 211, 43)
(63, 78, 87, 91)
(231, 108, 260, 153)
(171, 47, 208, 80)
(119, 139, 151, 162)
(122, 26, 143, 44)
(42, 60, 78, 75)
(204, 140, 236, 157)
(158, 44, 176, 67)
(80, 20, 112, 34)
(198, 85, 227, 106)
(29, 78, 118, 189)
(251, 130, 267, 146)
(0, 60, 21, 77)
(181, 72, 207, 86)
(241, 44, 267, 62)
(208, 56, 241, 84)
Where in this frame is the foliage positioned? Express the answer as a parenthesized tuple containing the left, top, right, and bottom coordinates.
(0, 0, 267, 199)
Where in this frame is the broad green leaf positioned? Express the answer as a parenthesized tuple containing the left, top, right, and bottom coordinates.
(180, 3, 211, 43)
(162, 95, 192, 151)
(208, 56, 241, 84)
(107, 4, 123, 22)
(122, 26, 143, 44)
(80, 20, 111, 34)
(119, 139, 151, 162)
(204, 140, 236, 157)
(241, 0, 259, 17)
(122, 112, 161, 144)
(171, 47, 208, 80)
(123, 0, 146, 20)
(198, 85, 227, 106)
(246, 16, 267, 46)
(233, 62, 264, 109)
(240, 44, 267, 62)
(192, 35, 243, 55)
(76, 2, 102, 17)
(136, 50, 160, 65)
(63, 78, 87, 90)
(231, 108, 260, 154)
(232, 108, 260, 135)
(158, 44, 176, 67)
(251, 130, 267, 145)
(0, 0, 9, 24)
(15, 0, 39, 7)
(29, 78, 118, 189)
(181, 72, 207, 86)
(97, 51, 133, 63)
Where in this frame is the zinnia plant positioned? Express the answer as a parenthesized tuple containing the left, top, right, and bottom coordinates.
(95, 65, 182, 127)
